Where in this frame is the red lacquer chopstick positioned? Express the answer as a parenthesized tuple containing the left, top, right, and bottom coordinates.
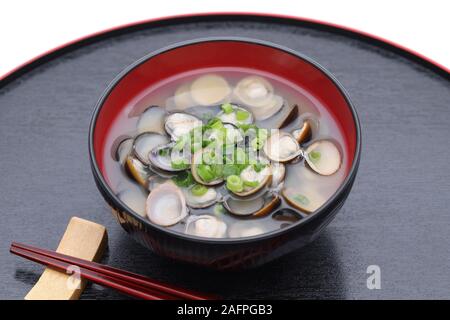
(10, 242, 214, 300)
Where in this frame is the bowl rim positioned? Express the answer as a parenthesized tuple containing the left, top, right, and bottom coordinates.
(89, 36, 362, 244)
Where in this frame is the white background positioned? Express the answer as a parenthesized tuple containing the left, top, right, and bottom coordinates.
(1, 0, 449, 76)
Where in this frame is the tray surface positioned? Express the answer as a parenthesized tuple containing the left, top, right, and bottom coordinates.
(1, 14, 449, 299)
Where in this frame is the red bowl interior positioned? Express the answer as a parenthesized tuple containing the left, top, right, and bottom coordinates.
(92, 39, 358, 184)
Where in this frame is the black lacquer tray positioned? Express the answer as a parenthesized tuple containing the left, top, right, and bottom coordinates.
(1, 14, 449, 299)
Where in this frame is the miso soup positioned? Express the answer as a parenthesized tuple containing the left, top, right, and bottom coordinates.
(103, 69, 347, 239)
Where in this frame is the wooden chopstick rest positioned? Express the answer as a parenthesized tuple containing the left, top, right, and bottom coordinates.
(24, 217, 108, 300)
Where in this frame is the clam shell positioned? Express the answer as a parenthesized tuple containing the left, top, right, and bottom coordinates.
(148, 142, 191, 172)
(223, 193, 281, 217)
(146, 182, 188, 226)
(190, 74, 231, 106)
(191, 149, 224, 186)
(263, 132, 302, 162)
(228, 220, 266, 238)
(185, 215, 227, 238)
(125, 155, 153, 188)
(217, 104, 254, 126)
(305, 140, 341, 176)
(165, 113, 202, 140)
(231, 164, 272, 197)
(133, 132, 169, 165)
(184, 186, 219, 209)
(281, 187, 326, 214)
(136, 106, 166, 135)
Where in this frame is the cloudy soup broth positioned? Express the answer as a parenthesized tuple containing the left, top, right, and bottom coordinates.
(103, 68, 347, 239)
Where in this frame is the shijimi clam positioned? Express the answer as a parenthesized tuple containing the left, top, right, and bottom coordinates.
(184, 185, 219, 209)
(190, 74, 231, 106)
(203, 123, 243, 145)
(148, 142, 190, 172)
(234, 76, 284, 121)
(191, 149, 224, 186)
(146, 182, 188, 226)
(133, 132, 169, 165)
(228, 220, 267, 238)
(217, 103, 254, 125)
(165, 113, 202, 140)
(257, 103, 297, 130)
(229, 163, 272, 197)
(305, 140, 341, 176)
(263, 132, 302, 162)
(125, 155, 154, 188)
(269, 162, 286, 189)
(173, 83, 195, 110)
(185, 215, 227, 238)
(292, 120, 312, 144)
(109, 70, 347, 239)
(223, 193, 281, 217)
(115, 137, 133, 164)
(281, 187, 326, 214)
(117, 187, 148, 217)
(147, 175, 167, 191)
(136, 106, 166, 134)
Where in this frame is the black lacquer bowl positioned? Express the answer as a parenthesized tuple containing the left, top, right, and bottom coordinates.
(89, 37, 361, 270)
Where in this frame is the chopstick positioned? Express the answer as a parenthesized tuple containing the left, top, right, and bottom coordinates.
(10, 242, 214, 300)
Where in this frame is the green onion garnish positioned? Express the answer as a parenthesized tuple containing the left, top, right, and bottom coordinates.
(197, 164, 215, 182)
(226, 175, 244, 193)
(308, 150, 321, 164)
(158, 148, 169, 157)
(221, 103, 234, 114)
(243, 180, 259, 188)
(223, 164, 241, 177)
(172, 171, 195, 188)
(191, 184, 208, 196)
(207, 118, 224, 130)
(211, 164, 224, 178)
(213, 203, 225, 216)
(293, 194, 310, 206)
(252, 162, 266, 173)
(171, 158, 189, 170)
(236, 109, 250, 121)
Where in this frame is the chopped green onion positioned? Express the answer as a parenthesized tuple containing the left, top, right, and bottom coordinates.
(191, 184, 208, 196)
(211, 164, 224, 178)
(223, 164, 241, 177)
(171, 158, 189, 170)
(207, 118, 224, 130)
(308, 150, 321, 164)
(293, 194, 310, 206)
(202, 139, 213, 148)
(213, 204, 225, 216)
(236, 109, 250, 121)
(238, 123, 257, 132)
(197, 164, 215, 182)
(252, 162, 266, 173)
(243, 180, 259, 188)
(158, 148, 169, 157)
(226, 175, 244, 193)
(221, 103, 234, 114)
(172, 171, 195, 188)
